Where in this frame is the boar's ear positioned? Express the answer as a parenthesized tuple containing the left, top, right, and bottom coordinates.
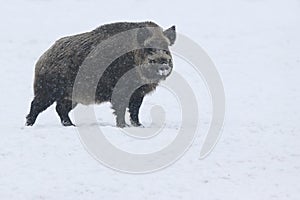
(163, 25, 176, 46)
(137, 27, 152, 46)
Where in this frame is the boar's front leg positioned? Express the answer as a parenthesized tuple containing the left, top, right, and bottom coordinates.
(128, 92, 144, 127)
(56, 99, 77, 126)
(112, 103, 127, 128)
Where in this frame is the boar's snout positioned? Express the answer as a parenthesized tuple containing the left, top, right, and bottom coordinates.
(157, 64, 172, 77)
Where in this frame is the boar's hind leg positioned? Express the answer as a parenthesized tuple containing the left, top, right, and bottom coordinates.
(112, 103, 127, 128)
(129, 92, 144, 127)
(26, 94, 56, 126)
(56, 99, 77, 126)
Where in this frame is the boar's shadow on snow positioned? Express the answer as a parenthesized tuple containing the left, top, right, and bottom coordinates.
(26, 21, 176, 127)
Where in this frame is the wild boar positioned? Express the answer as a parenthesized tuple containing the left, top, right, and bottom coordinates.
(26, 21, 176, 127)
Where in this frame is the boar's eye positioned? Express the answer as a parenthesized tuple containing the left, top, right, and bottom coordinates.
(158, 58, 169, 64)
(149, 59, 156, 64)
(146, 48, 157, 54)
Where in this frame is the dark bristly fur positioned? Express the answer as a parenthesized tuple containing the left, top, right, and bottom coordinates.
(26, 21, 176, 127)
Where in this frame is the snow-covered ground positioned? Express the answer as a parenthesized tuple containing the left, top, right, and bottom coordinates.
(0, 0, 300, 199)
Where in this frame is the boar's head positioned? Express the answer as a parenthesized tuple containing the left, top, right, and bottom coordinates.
(134, 25, 176, 82)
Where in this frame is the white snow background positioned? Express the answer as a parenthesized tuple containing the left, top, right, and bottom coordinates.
(0, 0, 300, 199)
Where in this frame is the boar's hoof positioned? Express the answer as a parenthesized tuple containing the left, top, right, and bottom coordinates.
(117, 122, 129, 128)
(25, 116, 36, 126)
(130, 119, 142, 127)
(62, 120, 75, 127)
(25, 121, 34, 126)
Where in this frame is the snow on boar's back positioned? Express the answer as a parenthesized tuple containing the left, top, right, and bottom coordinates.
(26, 21, 176, 127)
